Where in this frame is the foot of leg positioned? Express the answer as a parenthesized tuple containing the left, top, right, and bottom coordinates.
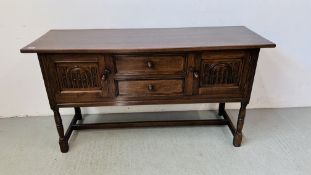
(59, 138, 69, 153)
(233, 102, 248, 147)
(233, 133, 242, 147)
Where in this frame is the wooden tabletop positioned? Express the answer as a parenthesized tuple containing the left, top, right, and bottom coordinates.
(20, 26, 275, 53)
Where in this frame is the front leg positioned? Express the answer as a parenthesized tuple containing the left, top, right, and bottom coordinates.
(53, 108, 69, 153)
(233, 102, 248, 147)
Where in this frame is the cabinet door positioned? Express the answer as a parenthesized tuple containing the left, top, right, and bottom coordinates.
(41, 54, 115, 104)
(193, 50, 252, 98)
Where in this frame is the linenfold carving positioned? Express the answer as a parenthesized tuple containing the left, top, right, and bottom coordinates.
(56, 64, 99, 89)
(201, 61, 241, 85)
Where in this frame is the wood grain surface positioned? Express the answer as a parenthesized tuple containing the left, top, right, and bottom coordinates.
(21, 26, 275, 53)
(21, 27, 276, 152)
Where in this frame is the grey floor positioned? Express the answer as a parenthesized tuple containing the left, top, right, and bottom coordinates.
(0, 108, 311, 175)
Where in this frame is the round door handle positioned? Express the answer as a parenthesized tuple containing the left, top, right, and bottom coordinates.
(147, 61, 153, 68)
(101, 68, 111, 81)
(101, 74, 107, 81)
(148, 84, 154, 91)
(193, 71, 199, 79)
(104, 68, 111, 74)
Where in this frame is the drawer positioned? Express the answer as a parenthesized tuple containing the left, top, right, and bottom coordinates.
(118, 79, 183, 96)
(115, 55, 185, 75)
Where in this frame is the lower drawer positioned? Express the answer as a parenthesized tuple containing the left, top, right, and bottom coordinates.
(118, 79, 183, 97)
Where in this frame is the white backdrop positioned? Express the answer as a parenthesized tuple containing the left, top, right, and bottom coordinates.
(1, 0, 311, 117)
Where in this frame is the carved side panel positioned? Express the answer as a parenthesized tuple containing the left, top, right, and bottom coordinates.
(55, 62, 100, 90)
(200, 60, 242, 86)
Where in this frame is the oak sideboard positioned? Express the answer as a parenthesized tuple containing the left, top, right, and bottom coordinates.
(21, 26, 275, 153)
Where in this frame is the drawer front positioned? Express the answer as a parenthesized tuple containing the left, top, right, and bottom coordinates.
(118, 80, 183, 97)
(115, 55, 185, 75)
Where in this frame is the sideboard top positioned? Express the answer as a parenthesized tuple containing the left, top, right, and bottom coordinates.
(21, 26, 275, 53)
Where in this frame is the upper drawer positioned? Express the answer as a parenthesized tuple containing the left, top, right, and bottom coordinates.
(114, 55, 186, 75)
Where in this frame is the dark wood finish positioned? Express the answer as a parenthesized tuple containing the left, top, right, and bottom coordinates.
(21, 26, 275, 53)
(233, 102, 248, 146)
(74, 107, 82, 120)
(222, 108, 236, 135)
(195, 50, 251, 96)
(21, 27, 275, 153)
(64, 111, 80, 141)
(115, 55, 185, 75)
(52, 109, 68, 153)
(218, 103, 225, 116)
(72, 119, 228, 130)
(118, 79, 183, 97)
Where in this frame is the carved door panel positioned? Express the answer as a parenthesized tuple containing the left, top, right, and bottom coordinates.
(194, 51, 250, 98)
(43, 54, 115, 103)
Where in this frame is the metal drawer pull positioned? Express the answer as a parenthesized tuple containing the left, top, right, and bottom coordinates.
(147, 61, 153, 68)
(148, 84, 154, 91)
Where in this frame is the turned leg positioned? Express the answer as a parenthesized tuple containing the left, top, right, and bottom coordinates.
(53, 109, 69, 153)
(233, 102, 248, 147)
(74, 107, 82, 120)
(218, 103, 225, 116)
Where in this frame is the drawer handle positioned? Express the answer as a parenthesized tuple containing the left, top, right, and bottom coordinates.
(147, 61, 153, 68)
(148, 84, 154, 91)
(101, 68, 111, 81)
